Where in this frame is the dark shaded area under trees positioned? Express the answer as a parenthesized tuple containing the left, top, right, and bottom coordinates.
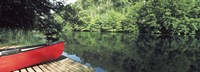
(0, 0, 62, 33)
(0, 0, 65, 42)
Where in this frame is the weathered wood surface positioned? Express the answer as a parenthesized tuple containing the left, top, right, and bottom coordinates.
(13, 56, 94, 72)
(0, 46, 94, 72)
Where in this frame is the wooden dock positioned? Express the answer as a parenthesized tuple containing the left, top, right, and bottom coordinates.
(13, 56, 94, 72)
(0, 46, 94, 72)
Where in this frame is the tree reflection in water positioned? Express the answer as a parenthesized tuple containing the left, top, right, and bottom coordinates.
(62, 32, 200, 72)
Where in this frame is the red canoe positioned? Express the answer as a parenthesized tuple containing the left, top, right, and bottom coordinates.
(0, 41, 64, 72)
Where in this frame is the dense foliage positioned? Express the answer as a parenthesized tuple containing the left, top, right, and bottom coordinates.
(56, 0, 140, 32)
(57, 0, 200, 35)
(0, 0, 62, 33)
(137, 0, 200, 35)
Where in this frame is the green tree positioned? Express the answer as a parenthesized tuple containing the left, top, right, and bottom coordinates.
(137, 0, 199, 35)
(58, 0, 141, 32)
(0, 0, 62, 33)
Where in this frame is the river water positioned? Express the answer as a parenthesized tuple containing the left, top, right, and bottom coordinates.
(62, 32, 200, 72)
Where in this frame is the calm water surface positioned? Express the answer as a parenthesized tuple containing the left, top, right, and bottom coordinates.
(62, 32, 200, 72)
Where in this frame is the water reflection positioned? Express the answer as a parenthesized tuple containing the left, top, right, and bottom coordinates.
(0, 31, 45, 46)
(62, 32, 200, 72)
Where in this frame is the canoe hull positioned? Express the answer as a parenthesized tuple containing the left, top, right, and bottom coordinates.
(0, 41, 64, 72)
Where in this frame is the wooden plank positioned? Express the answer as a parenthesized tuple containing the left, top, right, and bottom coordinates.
(46, 62, 62, 72)
(53, 60, 70, 71)
(20, 69, 27, 72)
(58, 58, 70, 63)
(32, 66, 43, 72)
(57, 58, 87, 72)
(38, 65, 50, 72)
(26, 67, 35, 72)
(43, 63, 57, 72)
(62, 58, 94, 72)
(14, 57, 94, 72)
(56, 59, 71, 68)
(50, 58, 80, 72)
(51, 61, 67, 71)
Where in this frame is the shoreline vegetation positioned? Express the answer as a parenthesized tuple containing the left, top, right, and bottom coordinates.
(0, 29, 45, 46)
(55, 0, 200, 35)
(0, 0, 199, 46)
(0, 0, 61, 46)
